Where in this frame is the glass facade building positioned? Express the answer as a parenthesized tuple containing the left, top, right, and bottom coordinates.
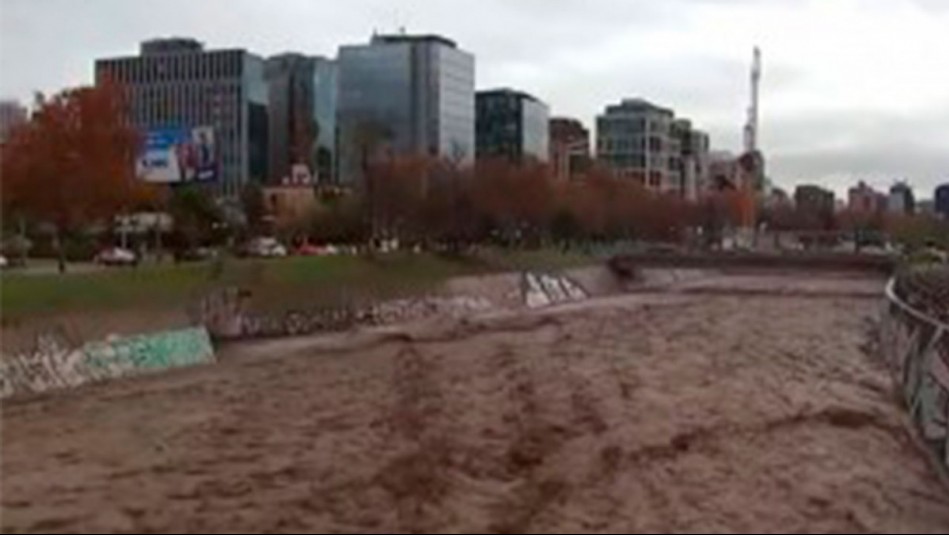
(337, 34, 475, 184)
(596, 98, 678, 193)
(549, 117, 591, 181)
(475, 89, 549, 163)
(95, 38, 269, 197)
(265, 54, 337, 184)
(935, 184, 949, 218)
(672, 118, 710, 201)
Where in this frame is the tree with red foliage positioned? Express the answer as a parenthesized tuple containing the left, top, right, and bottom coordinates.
(0, 82, 156, 272)
(472, 158, 556, 246)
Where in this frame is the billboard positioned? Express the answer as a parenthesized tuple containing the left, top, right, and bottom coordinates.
(137, 126, 217, 183)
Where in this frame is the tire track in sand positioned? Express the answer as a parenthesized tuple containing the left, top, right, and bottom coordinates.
(372, 343, 454, 534)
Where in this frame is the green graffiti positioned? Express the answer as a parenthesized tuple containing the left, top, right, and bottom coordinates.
(83, 328, 214, 373)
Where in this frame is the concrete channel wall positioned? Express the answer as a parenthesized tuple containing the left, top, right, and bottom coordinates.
(879, 277, 949, 473)
(0, 327, 215, 399)
(193, 270, 598, 340)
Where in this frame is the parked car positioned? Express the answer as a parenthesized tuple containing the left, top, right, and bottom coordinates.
(0, 255, 8, 269)
(293, 242, 323, 256)
(174, 246, 219, 262)
(95, 246, 138, 266)
(294, 242, 341, 256)
(241, 237, 287, 258)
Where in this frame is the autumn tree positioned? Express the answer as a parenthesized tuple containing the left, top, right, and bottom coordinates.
(472, 159, 556, 246)
(368, 154, 430, 243)
(167, 185, 223, 251)
(0, 82, 155, 272)
(887, 213, 949, 251)
(420, 163, 484, 251)
(309, 193, 368, 244)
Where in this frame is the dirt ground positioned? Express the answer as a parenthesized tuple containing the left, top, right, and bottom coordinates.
(3, 272, 949, 533)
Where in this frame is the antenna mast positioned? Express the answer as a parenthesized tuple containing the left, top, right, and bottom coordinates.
(743, 46, 761, 154)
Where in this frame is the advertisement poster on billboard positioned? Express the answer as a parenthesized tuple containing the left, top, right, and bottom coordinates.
(137, 126, 217, 183)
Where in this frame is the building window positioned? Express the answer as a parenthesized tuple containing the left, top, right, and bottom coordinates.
(649, 172, 662, 188)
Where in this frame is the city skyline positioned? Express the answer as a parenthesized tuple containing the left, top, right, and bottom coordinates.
(1, 0, 947, 198)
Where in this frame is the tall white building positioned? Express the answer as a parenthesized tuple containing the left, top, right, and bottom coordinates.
(888, 182, 915, 215)
(0, 100, 28, 143)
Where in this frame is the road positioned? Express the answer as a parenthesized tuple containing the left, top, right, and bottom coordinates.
(3, 271, 948, 533)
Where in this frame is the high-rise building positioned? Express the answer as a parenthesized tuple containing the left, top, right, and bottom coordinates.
(794, 185, 835, 216)
(337, 33, 475, 184)
(936, 183, 949, 219)
(672, 119, 710, 201)
(848, 181, 886, 213)
(888, 181, 915, 215)
(95, 38, 269, 197)
(549, 117, 590, 181)
(265, 53, 337, 185)
(596, 98, 681, 194)
(709, 151, 739, 191)
(0, 99, 28, 144)
(475, 88, 549, 163)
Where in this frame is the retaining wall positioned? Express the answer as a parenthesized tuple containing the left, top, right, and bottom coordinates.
(609, 252, 894, 273)
(0, 327, 215, 399)
(522, 271, 588, 308)
(879, 277, 949, 473)
(191, 289, 498, 341)
(193, 270, 594, 340)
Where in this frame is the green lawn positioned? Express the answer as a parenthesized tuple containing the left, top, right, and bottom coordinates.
(0, 248, 593, 322)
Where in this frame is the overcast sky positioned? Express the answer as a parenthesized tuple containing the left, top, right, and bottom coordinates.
(1, 0, 947, 197)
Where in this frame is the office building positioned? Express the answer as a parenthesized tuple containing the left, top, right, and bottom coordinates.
(596, 98, 682, 194)
(794, 185, 835, 216)
(672, 119, 710, 201)
(95, 37, 269, 197)
(936, 183, 949, 219)
(475, 88, 549, 163)
(765, 187, 792, 209)
(0, 100, 28, 143)
(848, 181, 886, 213)
(337, 33, 475, 184)
(888, 181, 915, 215)
(265, 53, 337, 185)
(549, 117, 590, 181)
(709, 151, 739, 190)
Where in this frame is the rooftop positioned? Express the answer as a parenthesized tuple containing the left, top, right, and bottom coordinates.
(140, 37, 204, 55)
(603, 97, 674, 116)
(477, 88, 542, 103)
(370, 33, 457, 49)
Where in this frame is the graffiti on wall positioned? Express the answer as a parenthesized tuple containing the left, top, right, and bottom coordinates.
(0, 343, 87, 398)
(523, 272, 587, 309)
(0, 327, 215, 399)
(84, 327, 214, 373)
(880, 279, 949, 471)
(192, 287, 494, 341)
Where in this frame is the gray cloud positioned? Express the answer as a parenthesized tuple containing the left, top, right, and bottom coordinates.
(1, 0, 945, 195)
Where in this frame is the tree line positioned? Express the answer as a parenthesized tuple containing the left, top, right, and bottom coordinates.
(2, 83, 946, 273)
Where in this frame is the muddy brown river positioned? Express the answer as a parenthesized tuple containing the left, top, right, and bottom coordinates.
(3, 272, 948, 533)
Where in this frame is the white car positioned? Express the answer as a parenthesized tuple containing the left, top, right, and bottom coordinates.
(243, 237, 287, 258)
(95, 247, 138, 266)
(0, 255, 8, 269)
